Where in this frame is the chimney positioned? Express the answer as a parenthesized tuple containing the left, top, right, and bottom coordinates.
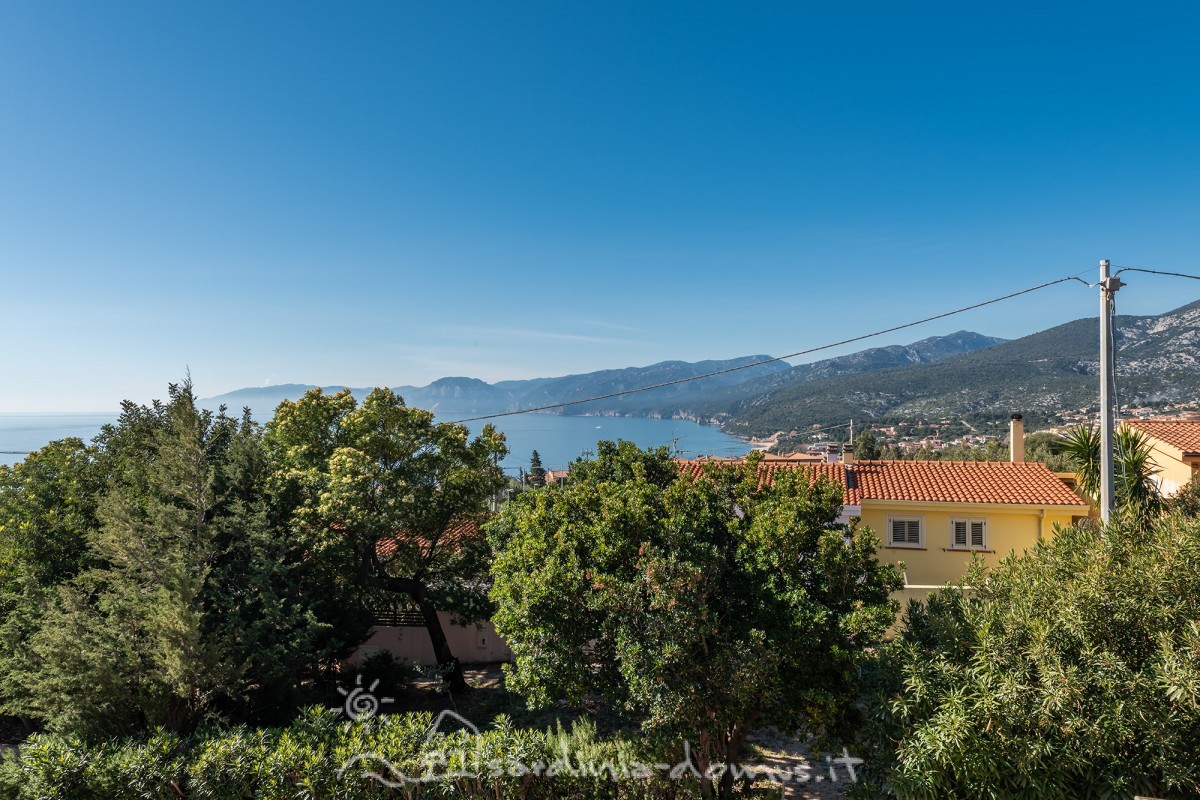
(1009, 414, 1024, 462)
(842, 444, 855, 466)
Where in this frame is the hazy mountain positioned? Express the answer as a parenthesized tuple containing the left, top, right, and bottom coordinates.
(605, 330, 1008, 422)
(721, 299, 1200, 437)
(198, 356, 789, 417)
(200, 330, 1005, 420)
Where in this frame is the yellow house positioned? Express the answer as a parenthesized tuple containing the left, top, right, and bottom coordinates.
(679, 446, 1088, 600)
(1123, 419, 1200, 497)
(844, 457, 1087, 599)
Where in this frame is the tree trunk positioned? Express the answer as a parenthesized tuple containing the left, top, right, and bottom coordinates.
(696, 732, 716, 800)
(380, 573, 470, 692)
(418, 597, 469, 692)
(720, 725, 746, 800)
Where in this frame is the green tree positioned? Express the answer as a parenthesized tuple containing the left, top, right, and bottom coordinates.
(265, 387, 507, 691)
(488, 441, 902, 800)
(527, 450, 547, 488)
(1023, 431, 1071, 472)
(5, 383, 332, 737)
(856, 516, 1200, 798)
(1061, 423, 1165, 524)
(1169, 477, 1200, 518)
(854, 431, 881, 460)
(0, 439, 101, 729)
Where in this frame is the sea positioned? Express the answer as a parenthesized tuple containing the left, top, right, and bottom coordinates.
(0, 412, 750, 474)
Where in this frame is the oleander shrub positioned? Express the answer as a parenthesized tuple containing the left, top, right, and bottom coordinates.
(854, 516, 1200, 799)
(1170, 477, 1200, 518)
(0, 729, 184, 800)
(0, 707, 707, 799)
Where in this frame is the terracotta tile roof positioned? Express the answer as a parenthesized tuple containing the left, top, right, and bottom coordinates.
(850, 460, 1086, 506)
(676, 458, 849, 493)
(761, 452, 827, 463)
(1124, 420, 1200, 456)
(676, 458, 1086, 508)
(376, 518, 480, 560)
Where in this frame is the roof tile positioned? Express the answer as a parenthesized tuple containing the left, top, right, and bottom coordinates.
(1124, 420, 1200, 456)
(676, 458, 1086, 507)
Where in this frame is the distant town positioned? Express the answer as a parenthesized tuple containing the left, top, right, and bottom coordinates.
(761, 399, 1200, 456)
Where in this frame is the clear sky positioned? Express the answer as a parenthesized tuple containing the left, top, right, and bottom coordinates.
(2, 2, 1199, 411)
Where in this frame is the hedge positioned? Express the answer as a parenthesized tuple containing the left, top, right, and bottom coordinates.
(0, 708, 708, 799)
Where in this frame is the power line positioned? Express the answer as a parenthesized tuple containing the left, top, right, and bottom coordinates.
(1114, 266, 1200, 281)
(457, 271, 1090, 423)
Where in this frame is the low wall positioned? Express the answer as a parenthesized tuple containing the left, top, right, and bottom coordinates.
(353, 613, 512, 666)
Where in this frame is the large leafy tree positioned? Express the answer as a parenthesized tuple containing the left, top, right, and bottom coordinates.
(2, 383, 333, 737)
(854, 430, 882, 460)
(488, 441, 901, 800)
(265, 387, 507, 691)
(0, 439, 101, 728)
(857, 516, 1200, 799)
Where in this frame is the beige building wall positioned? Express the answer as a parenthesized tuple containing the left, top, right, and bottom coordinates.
(1144, 439, 1199, 497)
(857, 501, 1081, 602)
(354, 613, 512, 667)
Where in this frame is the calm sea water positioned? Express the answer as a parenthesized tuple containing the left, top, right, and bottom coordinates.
(0, 412, 749, 472)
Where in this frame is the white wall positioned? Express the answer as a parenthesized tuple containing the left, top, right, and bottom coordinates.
(352, 613, 512, 666)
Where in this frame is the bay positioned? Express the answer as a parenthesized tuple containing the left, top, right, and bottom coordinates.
(0, 412, 749, 471)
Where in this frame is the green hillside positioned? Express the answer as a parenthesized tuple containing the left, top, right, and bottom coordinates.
(721, 298, 1200, 437)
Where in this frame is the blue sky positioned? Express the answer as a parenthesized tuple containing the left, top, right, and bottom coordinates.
(2, 2, 1199, 411)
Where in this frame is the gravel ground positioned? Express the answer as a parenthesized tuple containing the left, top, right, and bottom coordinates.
(745, 728, 855, 799)
(437, 667, 857, 799)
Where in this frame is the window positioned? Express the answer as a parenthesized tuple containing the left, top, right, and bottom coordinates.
(888, 515, 924, 548)
(949, 517, 987, 550)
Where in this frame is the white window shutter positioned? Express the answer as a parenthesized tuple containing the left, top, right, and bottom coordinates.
(891, 518, 920, 545)
(953, 520, 968, 547)
(970, 520, 985, 548)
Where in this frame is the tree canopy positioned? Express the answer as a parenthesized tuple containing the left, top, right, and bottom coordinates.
(264, 387, 507, 689)
(1, 383, 334, 737)
(487, 441, 902, 800)
(0, 382, 508, 736)
(858, 514, 1200, 798)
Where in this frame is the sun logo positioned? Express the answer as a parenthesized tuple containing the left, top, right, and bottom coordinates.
(337, 674, 395, 721)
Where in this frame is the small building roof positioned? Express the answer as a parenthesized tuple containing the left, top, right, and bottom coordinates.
(677, 458, 1086, 508)
(376, 518, 480, 560)
(1124, 420, 1200, 457)
(849, 460, 1086, 506)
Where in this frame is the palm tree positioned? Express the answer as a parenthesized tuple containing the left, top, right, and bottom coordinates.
(1061, 423, 1165, 525)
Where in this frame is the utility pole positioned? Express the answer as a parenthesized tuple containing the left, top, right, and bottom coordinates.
(1098, 259, 1124, 523)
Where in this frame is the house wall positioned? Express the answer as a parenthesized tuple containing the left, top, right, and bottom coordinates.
(857, 501, 1080, 600)
(353, 613, 512, 667)
(1144, 440, 1198, 496)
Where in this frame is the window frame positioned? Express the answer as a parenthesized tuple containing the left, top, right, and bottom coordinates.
(948, 516, 989, 551)
(886, 514, 925, 549)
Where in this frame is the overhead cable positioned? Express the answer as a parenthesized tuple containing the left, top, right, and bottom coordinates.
(457, 271, 1090, 422)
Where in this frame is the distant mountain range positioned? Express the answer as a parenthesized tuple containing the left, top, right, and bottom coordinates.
(716, 299, 1200, 436)
(201, 298, 1200, 439)
(200, 330, 1003, 422)
(200, 356, 794, 418)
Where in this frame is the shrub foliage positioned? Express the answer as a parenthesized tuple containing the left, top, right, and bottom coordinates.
(0, 707, 706, 799)
(855, 515, 1200, 799)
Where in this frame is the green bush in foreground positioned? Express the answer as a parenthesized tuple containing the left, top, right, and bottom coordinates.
(0, 707, 711, 799)
(854, 515, 1200, 799)
(488, 442, 901, 800)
